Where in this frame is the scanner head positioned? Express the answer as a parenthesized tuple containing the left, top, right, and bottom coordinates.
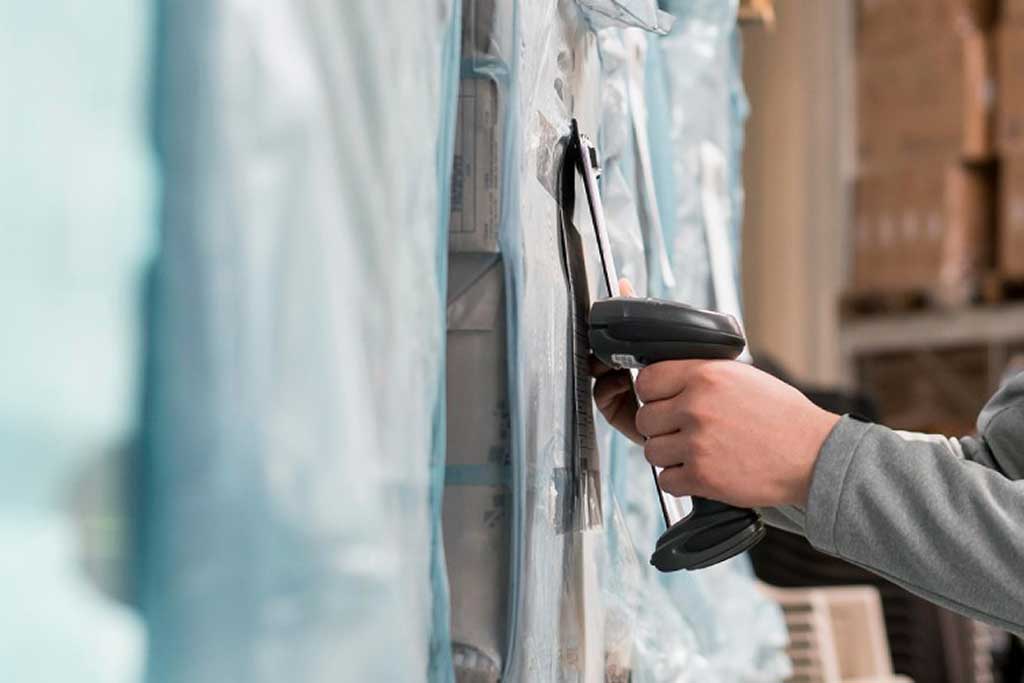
(589, 297, 745, 369)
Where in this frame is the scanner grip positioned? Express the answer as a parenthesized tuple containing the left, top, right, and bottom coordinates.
(587, 296, 766, 570)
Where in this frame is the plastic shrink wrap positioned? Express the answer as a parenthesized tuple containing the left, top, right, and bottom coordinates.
(445, 1, 665, 680)
(139, 1, 787, 682)
(0, 2, 151, 681)
(143, 1, 460, 681)
(0, 2, 151, 679)
(459, 1, 607, 678)
(446, 1, 788, 680)
(595, 2, 792, 681)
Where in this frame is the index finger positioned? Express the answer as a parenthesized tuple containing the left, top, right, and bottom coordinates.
(589, 353, 616, 378)
(635, 359, 713, 403)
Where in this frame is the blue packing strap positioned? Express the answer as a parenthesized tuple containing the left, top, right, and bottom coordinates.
(444, 463, 513, 487)
(460, 57, 511, 84)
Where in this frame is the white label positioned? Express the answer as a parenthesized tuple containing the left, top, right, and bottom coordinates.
(610, 353, 645, 370)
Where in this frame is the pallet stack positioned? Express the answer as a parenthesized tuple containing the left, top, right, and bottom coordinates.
(844, 1, 1024, 435)
(838, 6, 1020, 679)
(850, 0, 997, 313)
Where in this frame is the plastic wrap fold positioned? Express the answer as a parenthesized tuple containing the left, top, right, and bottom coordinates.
(143, 1, 459, 681)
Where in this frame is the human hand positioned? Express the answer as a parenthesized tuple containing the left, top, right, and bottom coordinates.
(591, 278, 643, 444)
(634, 359, 840, 508)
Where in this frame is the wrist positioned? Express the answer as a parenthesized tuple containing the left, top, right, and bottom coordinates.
(791, 408, 842, 507)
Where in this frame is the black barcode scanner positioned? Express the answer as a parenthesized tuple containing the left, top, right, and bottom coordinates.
(569, 119, 765, 571)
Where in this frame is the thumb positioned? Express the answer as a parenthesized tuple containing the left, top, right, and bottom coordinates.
(619, 278, 635, 297)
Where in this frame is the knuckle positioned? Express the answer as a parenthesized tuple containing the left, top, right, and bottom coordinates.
(695, 362, 722, 389)
(666, 393, 686, 420)
(634, 368, 656, 402)
(696, 362, 729, 389)
(644, 437, 667, 466)
(686, 457, 705, 482)
(642, 438, 656, 463)
(635, 404, 651, 435)
(677, 394, 705, 425)
(683, 395, 715, 426)
(687, 466, 708, 494)
(657, 468, 682, 496)
(689, 430, 714, 457)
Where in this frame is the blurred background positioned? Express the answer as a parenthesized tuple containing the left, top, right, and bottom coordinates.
(743, 0, 1024, 433)
(2, 0, 1022, 682)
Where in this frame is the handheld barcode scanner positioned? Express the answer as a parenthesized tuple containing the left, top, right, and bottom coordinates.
(568, 119, 765, 571)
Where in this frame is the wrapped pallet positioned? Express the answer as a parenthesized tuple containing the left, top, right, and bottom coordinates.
(851, 0, 997, 302)
(144, 1, 461, 681)
(852, 163, 994, 303)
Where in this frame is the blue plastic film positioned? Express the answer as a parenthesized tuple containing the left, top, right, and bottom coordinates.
(144, 1, 457, 681)
(0, 1, 153, 680)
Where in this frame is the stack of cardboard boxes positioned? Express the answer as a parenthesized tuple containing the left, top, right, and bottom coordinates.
(998, 0, 1024, 276)
(853, 0, 997, 304)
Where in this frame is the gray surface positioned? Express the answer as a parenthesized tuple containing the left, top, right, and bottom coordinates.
(840, 303, 1024, 355)
(444, 255, 509, 678)
(761, 372, 1024, 634)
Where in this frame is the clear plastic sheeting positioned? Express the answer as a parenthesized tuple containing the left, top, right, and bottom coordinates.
(0, 2, 151, 681)
(592, 4, 791, 681)
(577, 0, 676, 34)
(595, 26, 712, 683)
(490, 1, 609, 679)
(465, 0, 789, 679)
(657, 1, 791, 679)
(646, 0, 749, 309)
(144, 1, 458, 681)
(595, 29, 649, 295)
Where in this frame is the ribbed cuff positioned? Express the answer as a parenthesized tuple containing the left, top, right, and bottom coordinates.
(805, 415, 874, 555)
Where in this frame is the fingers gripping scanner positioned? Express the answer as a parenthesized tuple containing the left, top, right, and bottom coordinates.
(568, 119, 765, 571)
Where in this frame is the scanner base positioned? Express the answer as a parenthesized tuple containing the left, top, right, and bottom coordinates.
(650, 498, 766, 572)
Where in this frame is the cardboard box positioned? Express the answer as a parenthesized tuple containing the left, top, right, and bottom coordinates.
(444, 256, 510, 668)
(996, 23, 1024, 152)
(858, 30, 993, 168)
(852, 162, 993, 300)
(449, 0, 511, 254)
(1000, 152, 1024, 276)
(858, 347, 991, 433)
(1005, 0, 1024, 23)
(858, 0, 996, 57)
(448, 76, 505, 253)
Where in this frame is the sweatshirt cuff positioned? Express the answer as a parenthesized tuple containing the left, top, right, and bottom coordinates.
(805, 415, 874, 555)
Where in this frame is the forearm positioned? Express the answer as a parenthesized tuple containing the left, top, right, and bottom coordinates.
(800, 416, 1024, 633)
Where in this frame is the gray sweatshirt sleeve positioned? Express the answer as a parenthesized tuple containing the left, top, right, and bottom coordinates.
(761, 372, 1024, 634)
